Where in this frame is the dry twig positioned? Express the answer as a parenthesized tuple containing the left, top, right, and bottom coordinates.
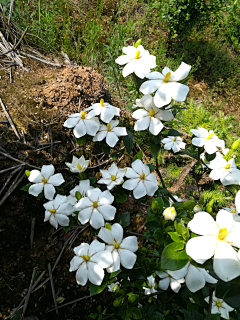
(21, 267, 36, 319)
(0, 169, 25, 206)
(0, 165, 22, 197)
(48, 263, 59, 316)
(0, 97, 21, 139)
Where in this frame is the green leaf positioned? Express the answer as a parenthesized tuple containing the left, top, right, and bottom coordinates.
(63, 216, 75, 233)
(90, 313, 98, 319)
(224, 284, 240, 309)
(145, 220, 160, 233)
(150, 143, 160, 159)
(130, 307, 142, 319)
(109, 269, 122, 279)
(90, 276, 108, 296)
(133, 150, 143, 162)
(122, 130, 134, 154)
(90, 177, 96, 185)
(75, 136, 86, 144)
(12, 309, 22, 320)
(153, 228, 163, 243)
(168, 232, 181, 243)
(166, 129, 182, 136)
(154, 197, 164, 210)
(128, 293, 139, 303)
(149, 312, 163, 320)
(102, 146, 110, 154)
(147, 164, 156, 173)
(111, 152, 118, 161)
(161, 242, 189, 270)
(183, 310, 203, 320)
(116, 192, 127, 203)
(118, 212, 130, 228)
(21, 183, 32, 191)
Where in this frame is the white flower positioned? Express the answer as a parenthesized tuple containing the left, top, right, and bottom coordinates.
(85, 99, 120, 123)
(115, 45, 156, 79)
(122, 159, 158, 199)
(183, 262, 217, 293)
(28, 164, 65, 200)
(75, 188, 116, 229)
(208, 153, 240, 186)
(65, 155, 89, 173)
(186, 210, 240, 282)
(43, 194, 73, 229)
(163, 207, 177, 221)
(108, 282, 120, 292)
(69, 239, 113, 286)
(235, 191, 240, 223)
(190, 127, 223, 154)
(67, 179, 93, 207)
(132, 95, 174, 135)
(139, 62, 191, 108)
(156, 268, 186, 293)
(98, 163, 127, 190)
(93, 120, 127, 148)
(98, 223, 138, 272)
(205, 291, 234, 319)
(143, 275, 157, 298)
(162, 136, 186, 153)
(169, 195, 183, 206)
(63, 111, 100, 138)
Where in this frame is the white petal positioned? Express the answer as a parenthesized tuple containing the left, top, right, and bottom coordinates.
(154, 84, 172, 108)
(159, 277, 170, 290)
(186, 236, 218, 264)
(216, 209, 234, 233)
(167, 82, 189, 102)
(69, 256, 84, 272)
(75, 197, 93, 209)
(73, 243, 89, 256)
(90, 250, 113, 268)
(120, 236, 138, 252)
(100, 108, 115, 123)
(89, 239, 105, 256)
(28, 183, 44, 197)
(88, 262, 105, 285)
(78, 207, 92, 224)
(122, 46, 136, 56)
(134, 117, 150, 131)
(107, 249, 120, 273)
(170, 278, 182, 293)
(85, 118, 100, 136)
(122, 178, 139, 190)
(53, 194, 67, 208)
(28, 170, 42, 183)
(119, 249, 137, 269)
(125, 168, 139, 179)
(113, 127, 127, 137)
(93, 130, 107, 142)
(98, 205, 116, 221)
(49, 215, 58, 229)
(188, 211, 219, 235)
(236, 190, 240, 213)
(185, 265, 205, 293)
(149, 117, 164, 135)
(133, 181, 146, 199)
(106, 132, 118, 147)
(200, 268, 217, 284)
(122, 60, 136, 78)
(90, 210, 105, 229)
(227, 222, 240, 248)
(44, 184, 55, 200)
(41, 164, 54, 179)
(55, 214, 69, 227)
(171, 62, 191, 81)
(115, 54, 132, 65)
(76, 262, 88, 285)
(73, 122, 86, 138)
(98, 227, 115, 245)
(44, 210, 51, 221)
(48, 173, 65, 186)
(192, 137, 205, 147)
(98, 190, 114, 205)
(140, 80, 163, 95)
(131, 159, 144, 174)
(111, 223, 123, 243)
(214, 241, 240, 282)
(64, 117, 79, 128)
(144, 180, 158, 196)
(132, 109, 150, 119)
(87, 188, 102, 202)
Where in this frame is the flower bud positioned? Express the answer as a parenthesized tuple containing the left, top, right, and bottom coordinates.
(75, 191, 82, 201)
(163, 207, 177, 221)
(231, 139, 240, 150)
(193, 205, 202, 213)
(25, 170, 31, 177)
(151, 201, 159, 214)
(134, 39, 142, 48)
(105, 223, 112, 230)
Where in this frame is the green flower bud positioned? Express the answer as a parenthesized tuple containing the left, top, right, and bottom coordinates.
(75, 191, 82, 201)
(193, 205, 202, 213)
(134, 39, 142, 48)
(105, 223, 112, 230)
(231, 139, 240, 150)
(151, 201, 159, 214)
(25, 170, 31, 177)
(113, 298, 122, 307)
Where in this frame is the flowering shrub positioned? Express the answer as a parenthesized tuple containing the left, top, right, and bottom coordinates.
(22, 39, 240, 319)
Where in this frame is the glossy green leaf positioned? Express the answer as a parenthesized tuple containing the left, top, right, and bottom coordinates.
(161, 242, 189, 270)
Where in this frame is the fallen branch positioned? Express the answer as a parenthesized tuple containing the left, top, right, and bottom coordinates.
(21, 267, 36, 319)
(0, 170, 25, 206)
(0, 165, 22, 197)
(30, 218, 36, 249)
(48, 263, 59, 316)
(0, 164, 24, 175)
(0, 150, 40, 169)
(0, 97, 21, 139)
(47, 295, 91, 313)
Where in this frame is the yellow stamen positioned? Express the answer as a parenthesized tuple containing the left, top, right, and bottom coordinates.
(218, 228, 228, 240)
(135, 50, 140, 59)
(164, 71, 171, 83)
(140, 173, 145, 180)
(77, 164, 82, 170)
(93, 201, 98, 208)
(149, 110, 155, 117)
(49, 209, 56, 214)
(206, 132, 214, 140)
(232, 208, 236, 213)
(114, 242, 120, 249)
(224, 164, 231, 170)
(216, 300, 222, 308)
(81, 111, 86, 119)
(100, 98, 104, 107)
(82, 255, 90, 262)
(107, 123, 111, 131)
(173, 137, 177, 142)
(111, 175, 116, 181)
(42, 178, 48, 184)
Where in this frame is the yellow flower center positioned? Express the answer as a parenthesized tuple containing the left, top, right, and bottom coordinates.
(49, 209, 56, 214)
(81, 111, 86, 119)
(135, 50, 140, 59)
(232, 208, 236, 213)
(114, 242, 120, 249)
(206, 132, 214, 140)
(107, 123, 111, 132)
(93, 201, 98, 208)
(111, 175, 116, 181)
(216, 300, 222, 308)
(140, 173, 145, 180)
(42, 178, 48, 184)
(173, 137, 177, 142)
(224, 164, 231, 170)
(149, 110, 155, 117)
(218, 228, 228, 241)
(100, 98, 104, 107)
(163, 71, 171, 83)
(82, 255, 90, 262)
(77, 164, 82, 170)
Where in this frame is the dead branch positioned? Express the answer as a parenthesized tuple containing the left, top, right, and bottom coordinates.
(0, 97, 21, 139)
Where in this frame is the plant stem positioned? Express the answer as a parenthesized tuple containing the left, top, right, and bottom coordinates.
(207, 287, 214, 320)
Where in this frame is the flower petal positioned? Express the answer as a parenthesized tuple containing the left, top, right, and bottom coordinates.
(90, 250, 113, 268)
(98, 205, 116, 221)
(159, 277, 170, 290)
(106, 132, 118, 147)
(107, 249, 120, 273)
(170, 278, 182, 293)
(125, 168, 139, 179)
(74, 243, 89, 256)
(119, 249, 137, 269)
(76, 262, 88, 285)
(44, 183, 55, 200)
(41, 164, 54, 179)
(171, 62, 191, 81)
(64, 117, 79, 128)
(149, 117, 164, 135)
(154, 84, 172, 108)
(111, 223, 123, 243)
(144, 180, 158, 196)
(28, 170, 42, 183)
(133, 181, 146, 199)
(98, 190, 114, 205)
(122, 60, 136, 78)
(120, 236, 138, 252)
(188, 211, 219, 236)
(122, 178, 139, 190)
(90, 210, 105, 229)
(48, 173, 65, 186)
(115, 54, 132, 65)
(216, 209, 234, 233)
(185, 265, 205, 293)
(78, 207, 92, 224)
(134, 117, 150, 131)
(69, 256, 84, 272)
(88, 261, 105, 285)
(140, 80, 163, 95)
(28, 183, 44, 197)
(98, 227, 115, 245)
(49, 215, 58, 229)
(186, 235, 218, 264)
(89, 239, 105, 256)
(55, 214, 69, 227)
(73, 121, 86, 138)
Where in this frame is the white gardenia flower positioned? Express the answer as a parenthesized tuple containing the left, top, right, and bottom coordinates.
(85, 98, 120, 123)
(139, 62, 191, 108)
(28, 164, 65, 200)
(156, 268, 186, 293)
(98, 163, 127, 190)
(98, 223, 138, 272)
(235, 191, 240, 223)
(205, 291, 234, 319)
(122, 159, 158, 199)
(163, 207, 177, 221)
(115, 45, 156, 79)
(190, 127, 224, 154)
(63, 110, 100, 138)
(43, 194, 73, 229)
(69, 239, 113, 286)
(93, 120, 127, 148)
(65, 155, 89, 173)
(183, 262, 217, 293)
(186, 210, 240, 282)
(143, 275, 157, 298)
(67, 179, 93, 206)
(75, 188, 116, 229)
(132, 95, 174, 135)
(162, 136, 186, 153)
(208, 153, 240, 186)
(108, 281, 120, 292)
